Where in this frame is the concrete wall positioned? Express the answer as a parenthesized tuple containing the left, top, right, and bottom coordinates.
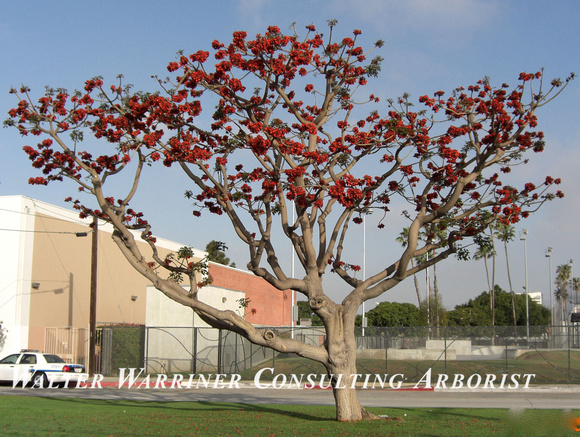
(357, 348, 457, 360)
(357, 340, 470, 361)
(426, 340, 472, 355)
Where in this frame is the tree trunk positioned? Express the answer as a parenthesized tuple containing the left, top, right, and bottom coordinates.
(323, 308, 380, 422)
(326, 350, 378, 421)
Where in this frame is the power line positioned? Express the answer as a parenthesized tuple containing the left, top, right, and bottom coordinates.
(0, 228, 89, 236)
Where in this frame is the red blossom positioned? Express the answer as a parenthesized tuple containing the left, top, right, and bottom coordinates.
(5, 26, 571, 333)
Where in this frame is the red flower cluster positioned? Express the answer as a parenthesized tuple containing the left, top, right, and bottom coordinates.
(6, 25, 571, 278)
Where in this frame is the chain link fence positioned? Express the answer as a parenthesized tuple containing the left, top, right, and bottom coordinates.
(97, 324, 580, 384)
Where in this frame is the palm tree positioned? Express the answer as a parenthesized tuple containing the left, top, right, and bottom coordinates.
(474, 233, 498, 345)
(396, 228, 423, 307)
(555, 264, 571, 324)
(489, 228, 497, 328)
(495, 224, 517, 327)
(473, 239, 497, 322)
(427, 227, 448, 328)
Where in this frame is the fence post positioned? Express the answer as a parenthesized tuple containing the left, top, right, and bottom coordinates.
(505, 330, 508, 373)
(568, 325, 572, 382)
(384, 327, 388, 377)
(218, 329, 223, 374)
(444, 326, 447, 375)
(145, 327, 149, 374)
(234, 333, 239, 374)
(192, 327, 197, 375)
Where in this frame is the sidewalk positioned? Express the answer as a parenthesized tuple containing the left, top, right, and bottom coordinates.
(85, 375, 580, 393)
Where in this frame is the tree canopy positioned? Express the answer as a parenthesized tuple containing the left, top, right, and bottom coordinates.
(6, 23, 573, 421)
(205, 240, 236, 267)
(366, 301, 420, 327)
(447, 286, 550, 327)
(297, 300, 323, 326)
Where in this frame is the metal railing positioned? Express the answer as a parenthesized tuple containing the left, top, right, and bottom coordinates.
(91, 324, 580, 383)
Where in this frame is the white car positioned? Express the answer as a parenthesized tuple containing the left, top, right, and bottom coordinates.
(0, 350, 87, 387)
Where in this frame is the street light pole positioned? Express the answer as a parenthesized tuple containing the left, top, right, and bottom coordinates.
(362, 208, 373, 337)
(89, 216, 98, 376)
(520, 229, 530, 344)
(290, 201, 295, 339)
(546, 247, 553, 326)
(570, 258, 575, 306)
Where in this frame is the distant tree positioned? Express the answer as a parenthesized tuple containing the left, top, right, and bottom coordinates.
(365, 301, 420, 327)
(473, 233, 496, 325)
(555, 264, 571, 323)
(494, 223, 517, 326)
(396, 227, 446, 327)
(205, 240, 236, 268)
(447, 305, 490, 327)
(448, 286, 550, 326)
(297, 300, 323, 326)
(428, 227, 448, 328)
(418, 292, 447, 327)
(396, 228, 422, 306)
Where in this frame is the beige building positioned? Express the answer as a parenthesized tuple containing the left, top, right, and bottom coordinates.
(0, 195, 291, 361)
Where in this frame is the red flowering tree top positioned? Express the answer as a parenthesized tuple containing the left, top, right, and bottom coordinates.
(6, 23, 574, 421)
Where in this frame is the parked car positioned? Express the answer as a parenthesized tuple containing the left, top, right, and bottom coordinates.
(0, 350, 86, 387)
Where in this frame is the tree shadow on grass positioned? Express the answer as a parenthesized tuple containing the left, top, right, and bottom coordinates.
(396, 406, 504, 422)
(36, 396, 334, 422)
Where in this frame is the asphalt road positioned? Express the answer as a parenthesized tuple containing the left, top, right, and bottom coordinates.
(1, 385, 578, 410)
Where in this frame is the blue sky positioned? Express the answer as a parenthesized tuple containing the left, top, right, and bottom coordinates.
(1, 0, 579, 310)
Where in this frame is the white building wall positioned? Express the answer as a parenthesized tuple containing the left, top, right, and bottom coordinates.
(0, 196, 36, 355)
(145, 285, 245, 372)
(0, 194, 204, 357)
(517, 291, 543, 305)
(145, 284, 245, 328)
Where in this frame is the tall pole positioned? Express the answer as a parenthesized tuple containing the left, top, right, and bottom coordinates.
(68, 273, 74, 327)
(361, 208, 373, 337)
(546, 247, 553, 326)
(520, 229, 530, 344)
(570, 258, 575, 307)
(362, 212, 366, 337)
(89, 216, 98, 375)
(290, 202, 295, 339)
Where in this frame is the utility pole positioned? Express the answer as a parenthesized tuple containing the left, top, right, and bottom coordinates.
(362, 208, 373, 336)
(520, 229, 530, 344)
(89, 216, 98, 375)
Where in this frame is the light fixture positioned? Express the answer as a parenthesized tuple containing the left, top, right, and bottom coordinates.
(131, 295, 138, 301)
(31, 282, 40, 289)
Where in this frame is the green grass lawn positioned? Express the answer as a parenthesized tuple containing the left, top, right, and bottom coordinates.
(0, 396, 578, 436)
(238, 350, 580, 385)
